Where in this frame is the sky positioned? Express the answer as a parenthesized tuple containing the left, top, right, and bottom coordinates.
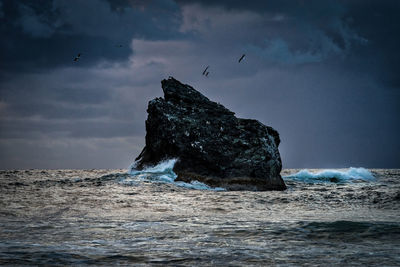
(0, 0, 399, 169)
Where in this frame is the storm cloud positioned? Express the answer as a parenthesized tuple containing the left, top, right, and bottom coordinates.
(0, 0, 399, 169)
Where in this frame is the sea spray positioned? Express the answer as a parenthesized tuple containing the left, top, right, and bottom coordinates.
(284, 167, 375, 183)
(127, 159, 225, 191)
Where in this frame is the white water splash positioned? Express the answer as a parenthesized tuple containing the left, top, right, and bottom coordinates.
(130, 159, 177, 176)
(126, 159, 225, 191)
(284, 167, 375, 183)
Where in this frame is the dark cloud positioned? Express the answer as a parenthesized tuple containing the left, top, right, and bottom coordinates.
(176, 0, 400, 88)
(342, 0, 400, 89)
(0, 1, 3, 18)
(0, 0, 182, 73)
(0, 0, 399, 169)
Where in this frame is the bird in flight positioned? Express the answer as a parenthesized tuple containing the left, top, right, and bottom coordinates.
(73, 53, 81, 62)
(116, 44, 123, 48)
(238, 54, 245, 63)
(202, 66, 209, 76)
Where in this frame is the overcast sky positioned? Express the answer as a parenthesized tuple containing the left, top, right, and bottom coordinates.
(0, 0, 399, 169)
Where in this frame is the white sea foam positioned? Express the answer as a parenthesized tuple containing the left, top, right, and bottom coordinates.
(130, 159, 178, 176)
(284, 167, 375, 183)
(127, 159, 225, 191)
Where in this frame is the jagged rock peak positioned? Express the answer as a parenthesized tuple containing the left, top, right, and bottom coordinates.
(134, 77, 286, 191)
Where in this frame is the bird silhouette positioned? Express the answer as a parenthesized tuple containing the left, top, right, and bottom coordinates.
(238, 54, 245, 63)
(73, 53, 81, 62)
(202, 66, 209, 76)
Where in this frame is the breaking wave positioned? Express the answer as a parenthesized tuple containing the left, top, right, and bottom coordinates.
(284, 167, 375, 183)
(126, 159, 225, 191)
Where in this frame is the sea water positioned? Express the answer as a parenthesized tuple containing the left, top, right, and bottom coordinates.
(0, 164, 399, 266)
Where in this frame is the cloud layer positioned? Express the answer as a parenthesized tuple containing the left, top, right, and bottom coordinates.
(0, 0, 399, 169)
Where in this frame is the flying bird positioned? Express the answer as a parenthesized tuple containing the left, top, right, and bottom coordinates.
(116, 44, 123, 48)
(73, 53, 81, 62)
(238, 54, 245, 63)
(202, 66, 209, 76)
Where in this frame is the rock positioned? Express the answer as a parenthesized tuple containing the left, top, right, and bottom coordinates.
(134, 77, 286, 191)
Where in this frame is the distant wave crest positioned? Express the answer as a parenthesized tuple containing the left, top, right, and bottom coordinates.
(284, 167, 375, 183)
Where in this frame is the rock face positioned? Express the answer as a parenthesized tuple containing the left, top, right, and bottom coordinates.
(134, 77, 286, 191)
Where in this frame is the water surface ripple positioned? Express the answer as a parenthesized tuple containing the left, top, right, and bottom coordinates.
(0, 169, 399, 266)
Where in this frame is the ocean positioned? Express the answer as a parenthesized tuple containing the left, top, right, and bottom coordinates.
(0, 163, 399, 266)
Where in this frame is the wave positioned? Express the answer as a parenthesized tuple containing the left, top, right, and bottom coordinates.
(129, 159, 178, 183)
(284, 167, 375, 183)
(126, 159, 225, 191)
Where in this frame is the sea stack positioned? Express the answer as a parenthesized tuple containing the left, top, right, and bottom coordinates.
(134, 77, 286, 191)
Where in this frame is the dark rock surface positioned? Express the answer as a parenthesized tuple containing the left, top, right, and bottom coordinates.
(134, 77, 286, 191)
